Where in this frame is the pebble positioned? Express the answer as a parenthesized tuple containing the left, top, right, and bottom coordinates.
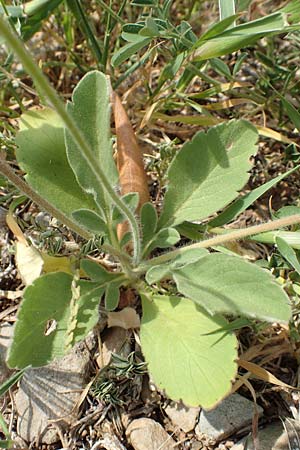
(126, 418, 176, 450)
(97, 327, 132, 368)
(0, 323, 14, 384)
(164, 401, 200, 432)
(15, 339, 93, 444)
(231, 420, 300, 449)
(195, 393, 263, 442)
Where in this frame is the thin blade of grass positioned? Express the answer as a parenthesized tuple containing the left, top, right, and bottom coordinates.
(219, 0, 236, 23)
(66, 0, 103, 67)
(0, 368, 27, 397)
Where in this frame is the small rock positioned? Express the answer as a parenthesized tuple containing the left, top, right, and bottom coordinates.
(0, 323, 14, 384)
(98, 327, 132, 368)
(126, 418, 176, 450)
(165, 401, 200, 432)
(232, 420, 300, 449)
(196, 393, 263, 442)
(15, 339, 93, 444)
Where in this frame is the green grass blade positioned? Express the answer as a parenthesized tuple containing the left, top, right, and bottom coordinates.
(219, 0, 235, 21)
(66, 0, 103, 67)
(0, 368, 27, 397)
(281, 97, 300, 132)
(209, 165, 300, 228)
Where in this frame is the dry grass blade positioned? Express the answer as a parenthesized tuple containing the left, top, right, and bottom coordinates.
(112, 92, 150, 241)
(238, 359, 297, 390)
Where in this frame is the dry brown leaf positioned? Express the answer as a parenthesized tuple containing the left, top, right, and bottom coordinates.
(112, 92, 150, 241)
(107, 307, 140, 329)
(238, 359, 297, 390)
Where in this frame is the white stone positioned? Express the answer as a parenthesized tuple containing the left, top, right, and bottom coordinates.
(0, 323, 14, 384)
(196, 393, 263, 442)
(165, 401, 200, 432)
(126, 418, 176, 450)
(232, 420, 300, 450)
(15, 339, 93, 444)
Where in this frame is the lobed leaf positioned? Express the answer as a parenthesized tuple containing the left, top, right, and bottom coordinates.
(158, 120, 258, 229)
(173, 253, 291, 323)
(140, 293, 237, 408)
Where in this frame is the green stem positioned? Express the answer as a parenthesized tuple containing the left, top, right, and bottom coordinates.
(137, 214, 300, 272)
(0, 15, 141, 265)
(95, 0, 125, 25)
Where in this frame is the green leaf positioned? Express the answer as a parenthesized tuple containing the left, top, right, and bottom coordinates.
(140, 294, 237, 408)
(191, 13, 292, 61)
(72, 280, 105, 345)
(209, 165, 299, 227)
(7, 273, 103, 368)
(145, 248, 208, 285)
(15, 108, 96, 219)
(251, 230, 300, 249)
(105, 282, 120, 311)
(81, 259, 118, 283)
(141, 202, 158, 247)
(158, 120, 258, 229)
(112, 192, 139, 223)
(144, 227, 181, 257)
(65, 71, 118, 218)
(0, 368, 26, 397)
(111, 37, 151, 67)
(199, 14, 240, 42)
(219, 0, 235, 22)
(72, 209, 107, 234)
(152, 227, 180, 248)
(173, 253, 291, 322)
(276, 237, 300, 275)
(281, 97, 300, 132)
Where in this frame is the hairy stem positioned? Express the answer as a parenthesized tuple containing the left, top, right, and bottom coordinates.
(138, 214, 300, 271)
(0, 16, 141, 265)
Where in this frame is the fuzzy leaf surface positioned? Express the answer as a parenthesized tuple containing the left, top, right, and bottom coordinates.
(72, 209, 107, 234)
(7, 273, 103, 368)
(65, 71, 118, 217)
(145, 248, 208, 284)
(173, 253, 291, 322)
(158, 120, 258, 229)
(15, 108, 96, 218)
(140, 294, 237, 408)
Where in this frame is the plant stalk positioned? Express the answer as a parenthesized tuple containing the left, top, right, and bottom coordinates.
(138, 214, 300, 272)
(0, 15, 141, 265)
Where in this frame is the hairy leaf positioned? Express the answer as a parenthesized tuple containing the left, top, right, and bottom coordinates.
(145, 248, 208, 284)
(276, 237, 300, 275)
(65, 71, 118, 218)
(173, 253, 291, 322)
(158, 120, 258, 229)
(7, 273, 103, 368)
(141, 202, 158, 248)
(15, 108, 96, 218)
(140, 294, 237, 408)
(72, 209, 107, 234)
